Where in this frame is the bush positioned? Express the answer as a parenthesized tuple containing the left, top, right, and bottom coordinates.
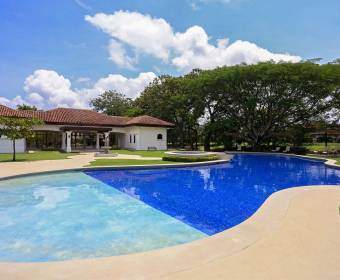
(162, 155, 219, 162)
(41, 147, 58, 151)
(290, 146, 308, 155)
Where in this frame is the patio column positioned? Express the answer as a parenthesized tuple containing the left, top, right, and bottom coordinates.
(66, 131, 72, 153)
(61, 132, 66, 151)
(96, 133, 100, 150)
(104, 132, 110, 147)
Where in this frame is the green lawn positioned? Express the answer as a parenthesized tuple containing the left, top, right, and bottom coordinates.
(0, 151, 79, 162)
(304, 143, 340, 152)
(111, 149, 167, 158)
(334, 158, 340, 165)
(88, 159, 183, 166)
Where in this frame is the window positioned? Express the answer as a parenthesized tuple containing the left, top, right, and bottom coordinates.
(133, 134, 136, 143)
(157, 133, 163, 140)
(129, 134, 132, 143)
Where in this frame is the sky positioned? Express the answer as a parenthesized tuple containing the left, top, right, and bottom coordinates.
(0, 0, 339, 109)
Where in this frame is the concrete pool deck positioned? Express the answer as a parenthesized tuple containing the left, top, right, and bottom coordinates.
(0, 153, 339, 279)
(0, 153, 164, 178)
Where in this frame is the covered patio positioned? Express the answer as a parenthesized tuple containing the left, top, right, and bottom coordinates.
(27, 128, 125, 152)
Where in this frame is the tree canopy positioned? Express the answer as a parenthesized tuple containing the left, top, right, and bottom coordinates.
(90, 90, 133, 116)
(90, 62, 340, 150)
(17, 104, 38, 111)
(0, 117, 43, 161)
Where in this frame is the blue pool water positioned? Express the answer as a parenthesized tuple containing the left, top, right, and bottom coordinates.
(0, 154, 339, 262)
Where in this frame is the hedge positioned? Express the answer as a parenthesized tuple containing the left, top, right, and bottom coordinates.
(162, 155, 219, 162)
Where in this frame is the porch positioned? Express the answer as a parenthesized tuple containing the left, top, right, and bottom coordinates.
(27, 128, 126, 152)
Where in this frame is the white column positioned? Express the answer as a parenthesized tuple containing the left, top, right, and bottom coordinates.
(104, 132, 110, 147)
(96, 133, 100, 150)
(66, 131, 72, 153)
(61, 132, 66, 151)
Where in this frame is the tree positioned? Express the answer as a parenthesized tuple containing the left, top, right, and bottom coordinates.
(0, 117, 43, 161)
(132, 62, 340, 151)
(135, 75, 201, 148)
(90, 90, 133, 116)
(213, 62, 340, 149)
(17, 104, 38, 111)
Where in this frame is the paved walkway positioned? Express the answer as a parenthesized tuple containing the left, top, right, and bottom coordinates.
(0, 153, 162, 178)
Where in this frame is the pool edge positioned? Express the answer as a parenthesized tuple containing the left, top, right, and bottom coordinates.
(0, 185, 339, 280)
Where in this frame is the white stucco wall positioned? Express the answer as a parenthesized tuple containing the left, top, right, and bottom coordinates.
(33, 124, 62, 132)
(117, 126, 168, 150)
(138, 127, 168, 150)
(121, 127, 140, 150)
(0, 136, 26, 154)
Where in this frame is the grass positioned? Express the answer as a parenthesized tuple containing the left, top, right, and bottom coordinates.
(303, 143, 340, 152)
(89, 153, 221, 166)
(88, 159, 182, 166)
(330, 157, 340, 165)
(111, 149, 167, 158)
(0, 151, 79, 162)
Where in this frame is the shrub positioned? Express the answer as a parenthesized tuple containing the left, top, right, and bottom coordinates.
(162, 155, 219, 162)
(41, 147, 58, 151)
(290, 146, 308, 155)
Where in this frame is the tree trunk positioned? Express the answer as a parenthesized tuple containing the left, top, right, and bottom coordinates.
(204, 132, 211, 151)
(12, 139, 16, 161)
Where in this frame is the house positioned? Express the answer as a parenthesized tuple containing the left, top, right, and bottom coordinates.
(0, 105, 174, 153)
(308, 129, 340, 143)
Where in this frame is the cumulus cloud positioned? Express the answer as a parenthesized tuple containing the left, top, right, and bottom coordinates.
(23, 70, 84, 108)
(93, 72, 156, 99)
(108, 39, 136, 69)
(1, 70, 156, 109)
(85, 11, 301, 71)
(85, 11, 173, 63)
(0, 96, 27, 108)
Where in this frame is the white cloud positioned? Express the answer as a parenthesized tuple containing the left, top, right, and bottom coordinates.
(76, 76, 91, 83)
(85, 11, 173, 62)
(85, 11, 301, 71)
(190, 0, 233, 9)
(108, 39, 136, 69)
(74, 0, 92, 11)
(0, 96, 26, 108)
(1, 70, 156, 109)
(93, 72, 156, 99)
(23, 70, 85, 108)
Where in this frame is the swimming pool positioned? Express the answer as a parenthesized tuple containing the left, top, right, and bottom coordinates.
(0, 154, 339, 262)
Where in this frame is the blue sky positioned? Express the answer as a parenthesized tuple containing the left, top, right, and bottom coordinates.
(0, 0, 339, 108)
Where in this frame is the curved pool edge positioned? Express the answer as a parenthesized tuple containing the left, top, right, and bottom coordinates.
(0, 154, 232, 181)
(226, 151, 340, 170)
(1, 185, 339, 280)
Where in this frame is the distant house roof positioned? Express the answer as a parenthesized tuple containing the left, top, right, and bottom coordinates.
(0, 105, 174, 128)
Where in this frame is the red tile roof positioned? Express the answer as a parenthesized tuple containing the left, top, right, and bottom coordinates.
(0, 105, 174, 127)
(125, 115, 174, 127)
(0, 105, 32, 118)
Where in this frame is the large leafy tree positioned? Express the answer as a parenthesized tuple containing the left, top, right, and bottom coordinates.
(206, 62, 340, 149)
(0, 117, 43, 161)
(90, 90, 133, 116)
(135, 75, 201, 148)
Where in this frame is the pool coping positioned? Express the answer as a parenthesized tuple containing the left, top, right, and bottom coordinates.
(0, 153, 339, 279)
(0, 154, 232, 181)
(0, 185, 339, 280)
(226, 151, 340, 169)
